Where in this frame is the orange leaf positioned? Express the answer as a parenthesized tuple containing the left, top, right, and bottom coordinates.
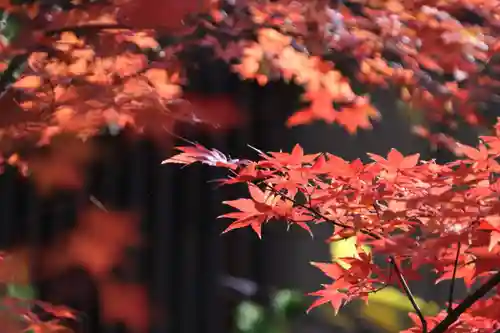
(28, 155, 84, 195)
(335, 98, 380, 134)
(12, 76, 42, 89)
(288, 89, 337, 127)
(286, 110, 315, 127)
(62, 208, 141, 278)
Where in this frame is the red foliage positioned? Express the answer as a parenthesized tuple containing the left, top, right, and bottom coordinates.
(0, 0, 499, 163)
(165, 118, 500, 332)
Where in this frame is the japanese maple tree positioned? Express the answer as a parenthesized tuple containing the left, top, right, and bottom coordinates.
(1, 0, 500, 332)
(164, 118, 500, 332)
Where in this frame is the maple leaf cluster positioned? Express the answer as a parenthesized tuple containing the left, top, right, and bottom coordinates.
(1, 0, 500, 159)
(172, 0, 500, 136)
(1, 5, 185, 145)
(164, 118, 500, 332)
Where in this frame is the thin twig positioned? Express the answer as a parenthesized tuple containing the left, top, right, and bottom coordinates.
(261, 182, 382, 239)
(389, 257, 428, 333)
(89, 195, 108, 212)
(447, 242, 461, 314)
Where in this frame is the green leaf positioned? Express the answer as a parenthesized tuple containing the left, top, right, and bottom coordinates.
(271, 289, 305, 319)
(0, 10, 21, 45)
(7, 284, 36, 300)
(235, 301, 265, 332)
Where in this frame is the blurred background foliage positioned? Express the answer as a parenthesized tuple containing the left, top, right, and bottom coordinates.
(233, 285, 439, 333)
(0, 258, 37, 333)
(233, 239, 440, 333)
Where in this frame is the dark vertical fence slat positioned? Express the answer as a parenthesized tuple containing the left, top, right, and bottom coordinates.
(223, 81, 257, 289)
(169, 141, 203, 333)
(195, 134, 225, 333)
(95, 136, 122, 208)
(0, 168, 16, 248)
(183, 165, 202, 333)
(149, 139, 173, 333)
(121, 139, 143, 282)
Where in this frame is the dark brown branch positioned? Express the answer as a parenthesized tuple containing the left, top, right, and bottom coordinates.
(429, 270, 500, 333)
(447, 242, 461, 314)
(389, 254, 428, 332)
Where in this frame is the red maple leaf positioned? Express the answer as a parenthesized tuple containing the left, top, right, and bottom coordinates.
(286, 89, 338, 127)
(335, 98, 380, 134)
(368, 149, 420, 172)
(220, 184, 279, 238)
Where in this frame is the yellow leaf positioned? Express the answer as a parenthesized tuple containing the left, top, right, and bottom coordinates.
(68, 58, 88, 76)
(330, 236, 371, 269)
(361, 303, 403, 332)
(59, 32, 82, 46)
(125, 33, 159, 50)
(144, 68, 168, 83)
(54, 106, 76, 124)
(361, 287, 440, 332)
(12, 75, 42, 89)
(367, 286, 441, 315)
(155, 83, 182, 99)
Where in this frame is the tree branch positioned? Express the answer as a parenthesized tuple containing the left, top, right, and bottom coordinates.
(389, 253, 427, 332)
(429, 270, 500, 333)
(447, 242, 461, 314)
